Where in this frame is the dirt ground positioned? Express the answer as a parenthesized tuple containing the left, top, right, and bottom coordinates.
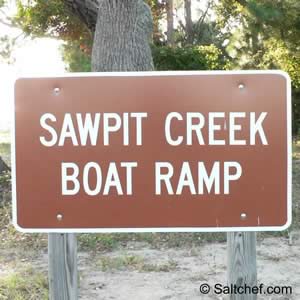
(81, 237, 300, 300)
(0, 140, 299, 299)
(0, 234, 299, 299)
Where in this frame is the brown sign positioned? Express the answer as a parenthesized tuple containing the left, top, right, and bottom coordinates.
(13, 71, 292, 232)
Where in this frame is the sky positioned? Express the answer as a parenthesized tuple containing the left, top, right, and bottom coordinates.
(0, 39, 65, 131)
(0, 1, 66, 131)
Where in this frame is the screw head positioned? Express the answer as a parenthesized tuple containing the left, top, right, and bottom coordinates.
(240, 213, 247, 220)
(57, 214, 63, 221)
(238, 83, 245, 90)
(53, 87, 60, 95)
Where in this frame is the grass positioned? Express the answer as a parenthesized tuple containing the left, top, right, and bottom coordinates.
(291, 158, 300, 230)
(97, 254, 178, 272)
(97, 254, 144, 271)
(0, 201, 48, 251)
(0, 144, 10, 156)
(78, 234, 119, 252)
(78, 232, 226, 252)
(293, 141, 300, 160)
(0, 131, 10, 144)
(0, 131, 11, 167)
(0, 144, 10, 167)
(0, 267, 48, 300)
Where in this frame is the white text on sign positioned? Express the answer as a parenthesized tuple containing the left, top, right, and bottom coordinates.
(38, 111, 268, 196)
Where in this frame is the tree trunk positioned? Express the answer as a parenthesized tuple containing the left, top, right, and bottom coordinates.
(65, 0, 99, 31)
(166, 0, 174, 46)
(91, 0, 154, 72)
(184, 0, 193, 44)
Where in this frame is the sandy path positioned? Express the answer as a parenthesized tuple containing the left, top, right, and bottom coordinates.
(0, 235, 299, 299)
(77, 236, 300, 299)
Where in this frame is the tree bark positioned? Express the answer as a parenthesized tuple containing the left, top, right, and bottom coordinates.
(166, 0, 174, 46)
(184, 0, 193, 44)
(65, 0, 99, 31)
(91, 0, 154, 72)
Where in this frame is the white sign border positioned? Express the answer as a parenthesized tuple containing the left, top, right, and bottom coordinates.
(12, 70, 292, 233)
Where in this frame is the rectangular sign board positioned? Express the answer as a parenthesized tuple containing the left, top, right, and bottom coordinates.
(13, 71, 292, 233)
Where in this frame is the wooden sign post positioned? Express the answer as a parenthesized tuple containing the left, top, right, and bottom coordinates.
(48, 233, 78, 300)
(227, 232, 257, 300)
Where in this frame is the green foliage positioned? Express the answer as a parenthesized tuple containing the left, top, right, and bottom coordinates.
(0, 35, 15, 64)
(97, 254, 178, 272)
(63, 42, 225, 73)
(259, 38, 300, 136)
(292, 91, 300, 137)
(191, 21, 227, 48)
(290, 158, 300, 230)
(97, 254, 145, 271)
(152, 44, 225, 71)
(146, 0, 166, 44)
(77, 231, 227, 252)
(0, 131, 10, 144)
(217, 0, 300, 73)
(0, 170, 10, 186)
(261, 38, 300, 88)
(0, 200, 48, 250)
(293, 141, 300, 160)
(217, 0, 300, 135)
(0, 1, 16, 63)
(0, 143, 10, 155)
(15, 0, 90, 40)
(61, 40, 91, 72)
(78, 234, 118, 251)
(15, 0, 93, 70)
(0, 268, 48, 300)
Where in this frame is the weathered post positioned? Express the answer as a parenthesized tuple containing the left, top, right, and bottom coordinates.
(227, 232, 257, 300)
(48, 233, 78, 300)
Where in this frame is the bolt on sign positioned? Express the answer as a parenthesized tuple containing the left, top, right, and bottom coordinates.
(12, 71, 292, 233)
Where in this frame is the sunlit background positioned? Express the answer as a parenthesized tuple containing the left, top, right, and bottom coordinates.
(0, 40, 65, 131)
(0, 41, 65, 132)
(0, 1, 66, 132)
